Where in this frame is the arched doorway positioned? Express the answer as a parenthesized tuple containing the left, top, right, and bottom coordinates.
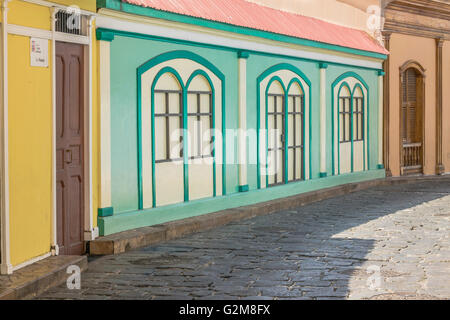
(399, 61, 425, 175)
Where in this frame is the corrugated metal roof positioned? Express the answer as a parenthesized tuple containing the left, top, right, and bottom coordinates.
(121, 0, 388, 55)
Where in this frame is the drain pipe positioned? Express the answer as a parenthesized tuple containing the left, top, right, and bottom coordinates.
(0, 0, 12, 275)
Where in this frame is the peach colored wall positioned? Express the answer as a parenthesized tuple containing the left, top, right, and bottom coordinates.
(442, 41, 450, 171)
(388, 33, 436, 176)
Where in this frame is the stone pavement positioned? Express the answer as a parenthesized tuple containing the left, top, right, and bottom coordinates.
(36, 179, 450, 300)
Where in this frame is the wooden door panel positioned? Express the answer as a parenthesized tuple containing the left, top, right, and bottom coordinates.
(69, 56, 81, 135)
(56, 42, 85, 255)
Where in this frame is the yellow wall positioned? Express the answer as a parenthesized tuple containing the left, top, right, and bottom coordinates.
(388, 33, 436, 176)
(7, 0, 98, 267)
(8, 34, 53, 266)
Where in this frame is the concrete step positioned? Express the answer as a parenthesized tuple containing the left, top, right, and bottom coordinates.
(0, 255, 88, 300)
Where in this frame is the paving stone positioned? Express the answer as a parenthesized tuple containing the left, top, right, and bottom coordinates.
(34, 179, 450, 300)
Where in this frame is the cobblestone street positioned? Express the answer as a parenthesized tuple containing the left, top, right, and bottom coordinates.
(37, 179, 450, 300)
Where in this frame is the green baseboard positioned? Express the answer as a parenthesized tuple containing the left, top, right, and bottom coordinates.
(98, 169, 386, 236)
(319, 172, 327, 178)
(238, 185, 249, 192)
(377, 164, 385, 169)
(98, 207, 114, 218)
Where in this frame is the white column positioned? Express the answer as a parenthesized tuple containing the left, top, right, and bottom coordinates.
(377, 71, 384, 169)
(0, 0, 12, 274)
(238, 51, 249, 191)
(84, 15, 98, 241)
(50, 7, 59, 256)
(319, 63, 328, 177)
(98, 33, 113, 216)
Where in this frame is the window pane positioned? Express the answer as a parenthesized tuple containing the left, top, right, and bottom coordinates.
(200, 94, 211, 113)
(169, 93, 181, 113)
(155, 117, 167, 160)
(154, 92, 166, 114)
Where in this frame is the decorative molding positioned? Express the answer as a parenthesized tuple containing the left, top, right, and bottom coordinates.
(95, 17, 384, 70)
(383, 32, 391, 177)
(436, 37, 445, 174)
(98, 207, 114, 218)
(96, 29, 115, 42)
(399, 59, 427, 77)
(237, 50, 249, 59)
(384, 1, 450, 39)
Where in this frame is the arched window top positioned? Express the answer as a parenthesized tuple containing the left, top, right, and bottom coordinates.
(288, 80, 304, 96)
(339, 83, 351, 97)
(154, 70, 183, 91)
(352, 85, 363, 98)
(399, 60, 426, 78)
(268, 79, 285, 95)
(187, 73, 212, 92)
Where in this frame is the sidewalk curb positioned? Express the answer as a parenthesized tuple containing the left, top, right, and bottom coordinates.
(89, 175, 450, 256)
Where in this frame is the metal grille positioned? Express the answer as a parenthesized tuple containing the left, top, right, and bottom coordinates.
(55, 10, 85, 36)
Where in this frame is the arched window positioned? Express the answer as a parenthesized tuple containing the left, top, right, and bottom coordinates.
(267, 80, 285, 187)
(339, 85, 351, 144)
(257, 64, 311, 189)
(138, 52, 225, 209)
(399, 61, 425, 175)
(332, 73, 368, 175)
(154, 72, 183, 163)
(187, 74, 213, 162)
(352, 86, 364, 142)
(153, 71, 184, 206)
(287, 81, 304, 182)
(186, 73, 215, 201)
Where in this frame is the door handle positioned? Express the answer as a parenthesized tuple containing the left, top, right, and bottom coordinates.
(64, 149, 72, 164)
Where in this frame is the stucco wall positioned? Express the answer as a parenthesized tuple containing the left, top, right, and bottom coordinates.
(6, 0, 98, 267)
(388, 33, 436, 176)
(105, 32, 383, 237)
(247, 0, 376, 32)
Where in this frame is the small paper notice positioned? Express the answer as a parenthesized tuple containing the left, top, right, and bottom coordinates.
(30, 38, 48, 67)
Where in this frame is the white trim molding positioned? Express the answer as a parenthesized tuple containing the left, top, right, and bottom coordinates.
(95, 14, 383, 70)
(7, 24, 90, 45)
(378, 73, 384, 168)
(12, 252, 51, 272)
(0, 0, 12, 275)
(99, 39, 112, 210)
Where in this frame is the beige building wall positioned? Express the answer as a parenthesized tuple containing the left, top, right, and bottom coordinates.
(247, 0, 378, 33)
(388, 33, 437, 176)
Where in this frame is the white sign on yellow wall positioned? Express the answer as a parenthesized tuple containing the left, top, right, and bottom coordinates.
(30, 38, 48, 67)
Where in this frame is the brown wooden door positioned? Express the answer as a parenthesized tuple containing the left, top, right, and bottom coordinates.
(56, 42, 85, 255)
